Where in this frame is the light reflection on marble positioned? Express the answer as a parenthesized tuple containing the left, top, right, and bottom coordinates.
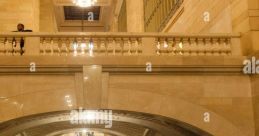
(0, 75, 77, 122)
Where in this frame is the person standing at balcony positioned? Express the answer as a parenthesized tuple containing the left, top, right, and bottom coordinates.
(15, 23, 33, 32)
(13, 23, 32, 55)
(17, 23, 25, 32)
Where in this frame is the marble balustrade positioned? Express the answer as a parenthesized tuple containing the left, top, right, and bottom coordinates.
(0, 32, 242, 56)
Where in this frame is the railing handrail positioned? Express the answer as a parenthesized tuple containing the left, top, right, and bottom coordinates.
(0, 32, 241, 38)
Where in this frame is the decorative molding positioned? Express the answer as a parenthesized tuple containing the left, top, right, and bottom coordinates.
(0, 65, 244, 75)
(0, 32, 241, 38)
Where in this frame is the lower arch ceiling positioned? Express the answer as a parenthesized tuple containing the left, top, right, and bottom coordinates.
(0, 110, 212, 136)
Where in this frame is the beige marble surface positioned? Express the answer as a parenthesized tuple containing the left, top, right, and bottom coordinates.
(0, 56, 255, 136)
(0, 0, 39, 32)
(108, 74, 254, 136)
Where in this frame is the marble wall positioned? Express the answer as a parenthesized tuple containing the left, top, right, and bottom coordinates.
(165, 0, 257, 33)
(0, 72, 255, 136)
(0, 73, 254, 136)
(230, 0, 251, 32)
(166, 0, 233, 33)
(0, 75, 77, 121)
(0, 0, 39, 32)
(108, 74, 254, 136)
(40, 0, 57, 32)
(0, 0, 258, 135)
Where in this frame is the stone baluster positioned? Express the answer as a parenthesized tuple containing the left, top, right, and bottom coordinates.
(0, 38, 5, 55)
(115, 38, 122, 55)
(172, 38, 179, 56)
(219, 38, 225, 56)
(11, 38, 16, 51)
(88, 38, 93, 56)
(87, 38, 94, 56)
(157, 38, 163, 55)
(225, 38, 232, 55)
(216, 38, 222, 56)
(107, 38, 114, 56)
(197, 38, 205, 56)
(112, 38, 117, 55)
(92, 38, 99, 55)
(156, 38, 161, 55)
(79, 38, 84, 56)
(52, 38, 60, 56)
(212, 38, 220, 56)
(137, 38, 142, 55)
(168, 38, 176, 56)
(94, 38, 101, 55)
(204, 38, 212, 56)
(99, 38, 107, 56)
(73, 41, 79, 56)
(77, 38, 83, 55)
(13, 38, 21, 56)
(174, 38, 182, 55)
(75, 38, 81, 54)
(5, 38, 13, 55)
(65, 38, 70, 56)
(189, 38, 197, 56)
(127, 38, 132, 55)
(217, 38, 224, 56)
(182, 37, 190, 56)
(79, 38, 86, 56)
(60, 38, 68, 56)
(44, 38, 53, 55)
(130, 38, 138, 55)
(11, 38, 16, 55)
(69, 38, 78, 56)
(160, 38, 168, 56)
(40, 38, 45, 55)
(220, 38, 231, 56)
(123, 38, 130, 56)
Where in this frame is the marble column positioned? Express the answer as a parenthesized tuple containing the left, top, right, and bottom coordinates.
(231, 0, 259, 55)
(82, 65, 103, 109)
(126, 0, 144, 32)
(243, 1, 259, 136)
(40, 0, 57, 32)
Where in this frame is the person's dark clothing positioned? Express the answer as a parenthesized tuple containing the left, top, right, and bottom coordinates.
(12, 29, 33, 55)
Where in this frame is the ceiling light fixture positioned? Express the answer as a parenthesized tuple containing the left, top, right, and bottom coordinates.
(73, 0, 97, 7)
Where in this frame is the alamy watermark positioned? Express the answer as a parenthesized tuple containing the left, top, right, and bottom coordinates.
(70, 108, 113, 128)
(243, 57, 259, 74)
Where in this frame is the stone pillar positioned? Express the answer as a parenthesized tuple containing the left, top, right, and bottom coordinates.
(247, 0, 259, 54)
(142, 37, 157, 56)
(237, 1, 259, 136)
(82, 65, 103, 109)
(24, 37, 40, 56)
(252, 75, 259, 136)
(110, 17, 119, 32)
(126, 0, 144, 32)
(33, 0, 40, 32)
(40, 0, 57, 32)
(231, 0, 259, 55)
